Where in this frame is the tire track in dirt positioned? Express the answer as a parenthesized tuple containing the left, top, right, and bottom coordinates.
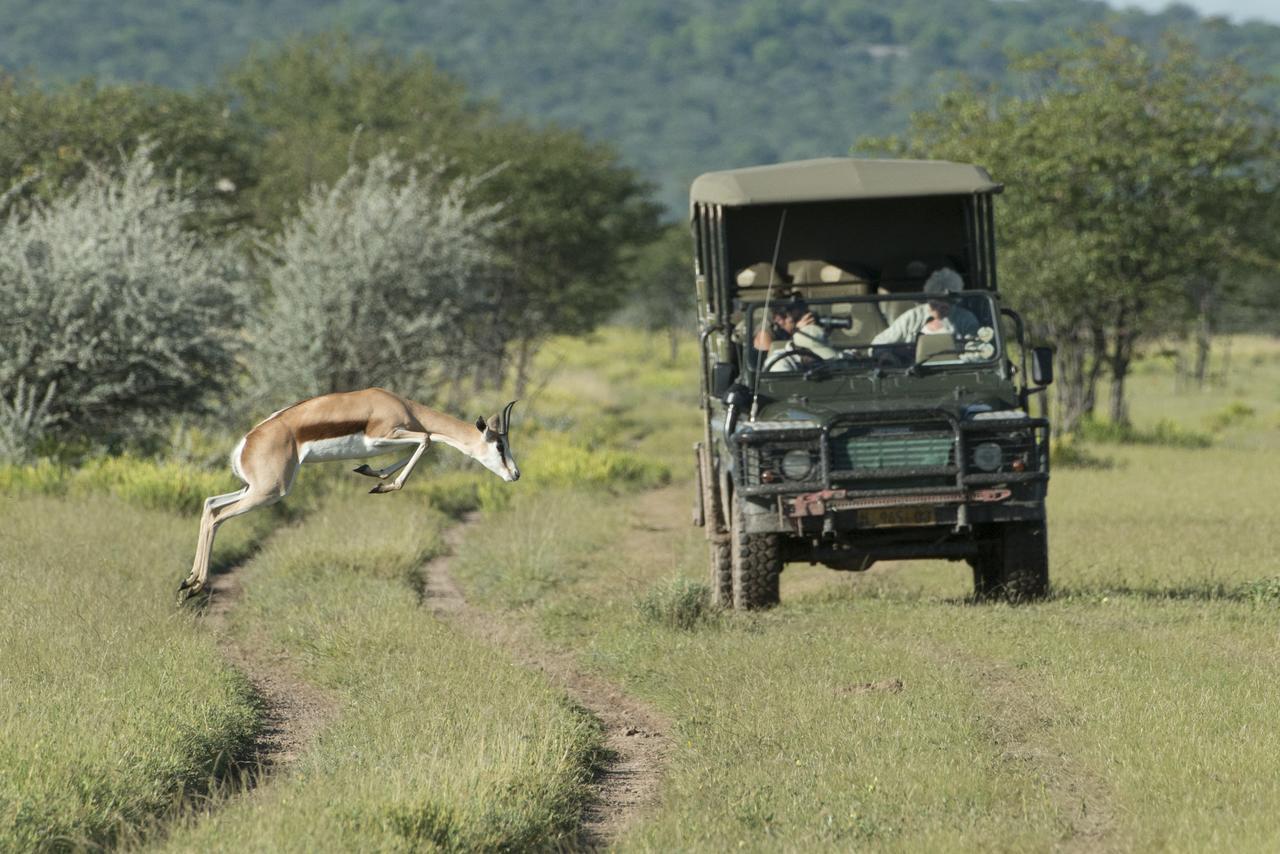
(200, 553, 338, 793)
(978, 663, 1115, 852)
(422, 514, 673, 851)
(938, 648, 1117, 852)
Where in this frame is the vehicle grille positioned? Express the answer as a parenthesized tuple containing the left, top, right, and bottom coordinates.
(829, 428, 954, 471)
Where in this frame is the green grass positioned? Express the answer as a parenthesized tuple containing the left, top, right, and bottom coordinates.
(445, 331, 1280, 851)
(0, 495, 269, 850)
(8, 327, 1279, 850)
(154, 494, 601, 852)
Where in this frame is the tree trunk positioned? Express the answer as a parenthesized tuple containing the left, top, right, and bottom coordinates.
(1054, 342, 1088, 435)
(1108, 309, 1137, 427)
(1193, 287, 1213, 388)
(513, 335, 537, 399)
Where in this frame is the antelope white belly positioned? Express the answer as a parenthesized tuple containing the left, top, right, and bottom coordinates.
(300, 433, 410, 462)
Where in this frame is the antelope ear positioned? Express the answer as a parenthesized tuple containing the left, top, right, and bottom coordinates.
(475, 416, 487, 432)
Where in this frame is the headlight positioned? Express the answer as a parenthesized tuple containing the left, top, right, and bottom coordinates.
(972, 442, 1002, 471)
(780, 448, 815, 480)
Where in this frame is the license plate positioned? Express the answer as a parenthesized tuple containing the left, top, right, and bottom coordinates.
(857, 505, 935, 527)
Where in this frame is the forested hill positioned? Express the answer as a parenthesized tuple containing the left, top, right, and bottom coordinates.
(2, 0, 1278, 213)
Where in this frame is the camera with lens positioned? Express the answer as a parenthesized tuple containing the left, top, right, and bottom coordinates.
(815, 316, 852, 329)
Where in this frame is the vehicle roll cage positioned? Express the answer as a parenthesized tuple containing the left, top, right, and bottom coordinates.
(691, 191, 1000, 326)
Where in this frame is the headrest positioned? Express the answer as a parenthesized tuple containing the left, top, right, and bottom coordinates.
(787, 259, 868, 286)
(736, 263, 787, 287)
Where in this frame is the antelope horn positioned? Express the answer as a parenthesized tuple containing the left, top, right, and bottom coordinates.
(500, 400, 518, 435)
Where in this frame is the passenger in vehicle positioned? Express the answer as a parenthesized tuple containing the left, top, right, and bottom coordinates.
(871, 268, 979, 345)
(752, 297, 838, 371)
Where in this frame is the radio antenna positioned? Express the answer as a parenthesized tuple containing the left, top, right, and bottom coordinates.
(749, 207, 787, 421)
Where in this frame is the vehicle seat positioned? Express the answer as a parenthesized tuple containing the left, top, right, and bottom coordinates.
(915, 330, 957, 363)
(736, 262, 787, 288)
(826, 302, 888, 346)
(878, 286, 916, 324)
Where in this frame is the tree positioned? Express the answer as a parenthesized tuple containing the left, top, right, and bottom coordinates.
(866, 29, 1280, 431)
(225, 36, 661, 388)
(617, 224, 696, 363)
(0, 143, 247, 458)
(0, 75, 257, 232)
(250, 152, 503, 403)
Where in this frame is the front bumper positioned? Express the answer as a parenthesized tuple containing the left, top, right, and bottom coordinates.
(731, 408, 1049, 536)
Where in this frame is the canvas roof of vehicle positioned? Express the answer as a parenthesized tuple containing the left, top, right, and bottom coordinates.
(690, 157, 1002, 207)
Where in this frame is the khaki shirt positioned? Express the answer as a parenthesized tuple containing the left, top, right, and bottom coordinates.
(767, 322, 838, 372)
(871, 304, 980, 346)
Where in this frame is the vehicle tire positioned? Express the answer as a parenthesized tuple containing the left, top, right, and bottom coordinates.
(700, 449, 733, 607)
(731, 498, 782, 610)
(709, 540, 733, 607)
(971, 522, 1049, 603)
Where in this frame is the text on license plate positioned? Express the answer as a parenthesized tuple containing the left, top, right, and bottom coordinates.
(857, 506, 935, 527)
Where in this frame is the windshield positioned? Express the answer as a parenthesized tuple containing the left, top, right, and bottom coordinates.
(745, 292, 1003, 376)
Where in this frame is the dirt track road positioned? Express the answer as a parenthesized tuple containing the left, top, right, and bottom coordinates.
(422, 515, 673, 850)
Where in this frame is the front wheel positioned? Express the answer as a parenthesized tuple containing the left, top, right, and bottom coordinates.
(731, 499, 782, 610)
(971, 521, 1049, 603)
(709, 540, 732, 607)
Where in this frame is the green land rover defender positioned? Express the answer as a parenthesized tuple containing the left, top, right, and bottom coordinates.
(691, 158, 1055, 609)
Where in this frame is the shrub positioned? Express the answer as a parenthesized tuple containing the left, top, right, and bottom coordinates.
(1205, 401, 1256, 433)
(251, 152, 503, 402)
(0, 142, 247, 458)
(1049, 435, 1115, 469)
(524, 435, 671, 491)
(1076, 417, 1212, 449)
(0, 379, 58, 463)
(637, 577, 715, 630)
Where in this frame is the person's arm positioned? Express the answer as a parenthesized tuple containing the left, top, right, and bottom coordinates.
(871, 308, 918, 345)
(793, 315, 839, 359)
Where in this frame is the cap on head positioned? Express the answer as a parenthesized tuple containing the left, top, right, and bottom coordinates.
(923, 268, 964, 296)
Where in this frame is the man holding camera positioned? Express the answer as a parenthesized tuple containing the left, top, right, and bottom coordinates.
(752, 296, 839, 372)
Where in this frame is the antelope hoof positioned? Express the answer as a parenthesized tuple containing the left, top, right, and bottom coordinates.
(353, 464, 376, 478)
(370, 483, 389, 494)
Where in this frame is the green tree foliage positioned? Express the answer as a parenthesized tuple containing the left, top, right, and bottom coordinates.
(251, 152, 503, 403)
(617, 224, 696, 363)
(0, 144, 247, 459)
(869, 30, 1280, 432)
(226, 36, 660, 380)
(1, 1, 1278, 213)
(0, 76, 255, 229)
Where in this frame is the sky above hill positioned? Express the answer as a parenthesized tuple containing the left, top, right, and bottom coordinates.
(1110, 0, 1280, 24)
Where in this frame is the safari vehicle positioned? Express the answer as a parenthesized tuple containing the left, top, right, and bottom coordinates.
(690, 158, 1054, 609)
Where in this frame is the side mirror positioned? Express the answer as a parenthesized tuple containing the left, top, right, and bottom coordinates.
(1031, 347, 1054, 386)
(710, 362, 736, 398)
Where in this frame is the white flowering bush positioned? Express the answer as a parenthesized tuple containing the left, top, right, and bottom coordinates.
(252, 152, 504, 402)
(0, 143, 246, 460)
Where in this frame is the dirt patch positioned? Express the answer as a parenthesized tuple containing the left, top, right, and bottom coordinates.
(423, 515, 673, 851)
(202, 557, 337, 786)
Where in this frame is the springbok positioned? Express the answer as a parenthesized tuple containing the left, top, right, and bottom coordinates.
(178, 388, 519, 602)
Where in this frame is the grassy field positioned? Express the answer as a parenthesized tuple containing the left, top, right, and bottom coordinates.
(153, 494, 602, 852)
(0, 495, 269, 850)
(447, 332, 1280, 851)
(4, 329, 1278, 851)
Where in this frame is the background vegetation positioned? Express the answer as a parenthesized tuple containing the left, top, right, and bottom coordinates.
(2, 4, 1280, 848)
(1, 1, 1279, 212)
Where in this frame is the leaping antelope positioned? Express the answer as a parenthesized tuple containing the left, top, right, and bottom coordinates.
(178, 388, 519, 602)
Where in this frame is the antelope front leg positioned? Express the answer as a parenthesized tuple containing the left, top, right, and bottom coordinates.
(370, 432, 430, 494)
(353, 455, 413, 480)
